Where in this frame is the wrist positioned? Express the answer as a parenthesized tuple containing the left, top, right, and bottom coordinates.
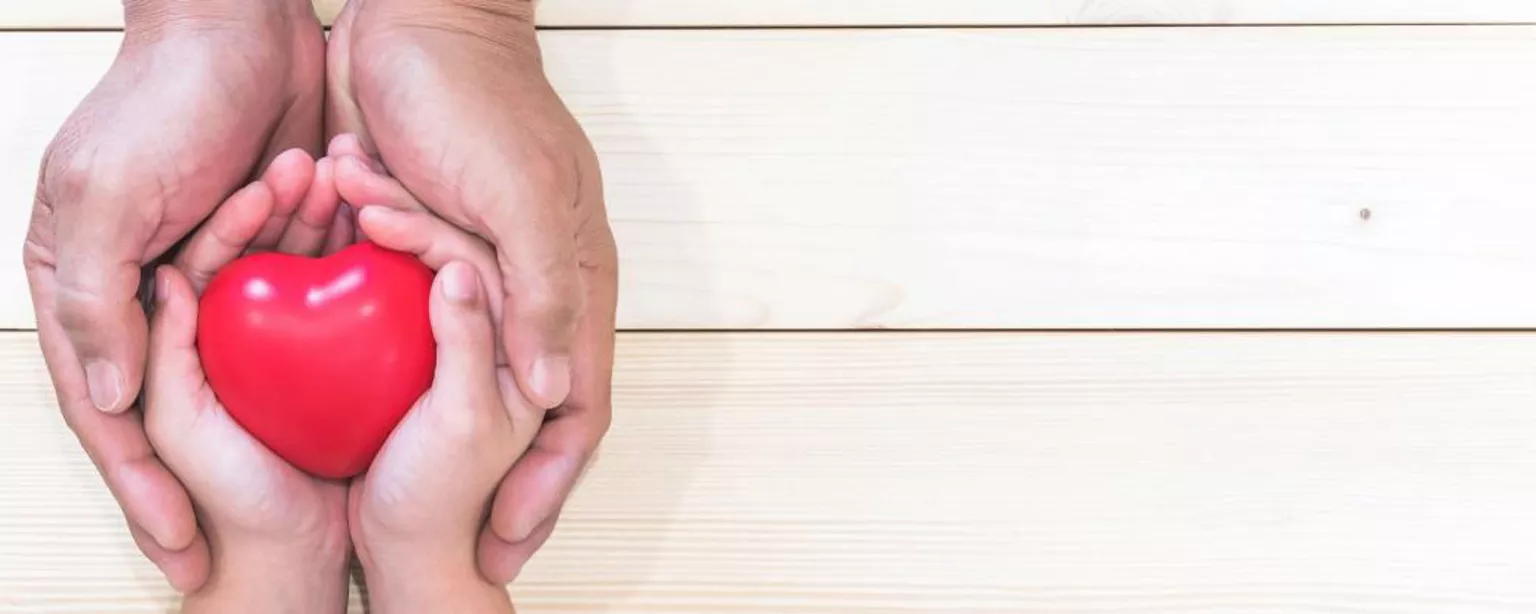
(183, 542, 349, 614)
(361, 546, 512, 614)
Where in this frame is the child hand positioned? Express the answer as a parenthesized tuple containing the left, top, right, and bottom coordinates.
(333, 146, 544, 612)
(144, 150, 351, 610)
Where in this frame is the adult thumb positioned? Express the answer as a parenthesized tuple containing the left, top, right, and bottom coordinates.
(53, 251, 148, 414)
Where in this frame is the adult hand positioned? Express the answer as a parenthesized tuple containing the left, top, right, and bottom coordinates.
(21, 0, 326, 592)
(348, 201, 537, 614)
(328, 0, 620, 581)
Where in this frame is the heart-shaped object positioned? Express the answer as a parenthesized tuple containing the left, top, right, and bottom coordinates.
(197, 241, 436, 478)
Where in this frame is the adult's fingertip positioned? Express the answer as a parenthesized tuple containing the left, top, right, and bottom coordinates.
(529, 354, 572, 410)
(162, 534, 211, 593)
(501, 509, 541, 545)
(479, 514, 558, 585)
(84, 360, 125, 413)
(490, 452, 581, 543)
(477, 530, 525, 584)
(116, 464, 198, 552)
(129, 523, 209, 594)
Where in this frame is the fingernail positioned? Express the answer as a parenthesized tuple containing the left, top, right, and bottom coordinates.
(85, 361, 123, 412)
(509, 516, 538, 543)
(442, 263, 480, 304)
(357, 206, 396, 227)
(530, 355, 572, 408)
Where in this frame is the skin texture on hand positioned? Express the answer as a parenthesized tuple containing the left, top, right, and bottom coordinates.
(329, 0, 620, 581)
(21, 0, 327, 592)
(328, 155, 534, 613)
(146, 149, 350, 612)
(350, 258, 524, 614)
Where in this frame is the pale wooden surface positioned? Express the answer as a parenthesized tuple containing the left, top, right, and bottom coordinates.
(5, 27, 1536, 331)
(5, 331, 1536, 612)
(7, 4, 1536, 612)
(6, 0, 1536, 28)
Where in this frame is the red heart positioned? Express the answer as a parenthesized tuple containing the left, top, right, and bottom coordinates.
(196, 242, 436, 478)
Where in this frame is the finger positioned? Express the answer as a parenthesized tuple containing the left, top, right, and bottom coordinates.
(171, 182, 275, 294)
(427, 261, 501, 406)
(419, 262, 510, 455)
(484, 201, 582, 411)
(146, 267, 208, 441)
(487, 411, 604, 543)
(247, 149, 316, 251)
(275, 156, 340, 256)
(327, 133, 379, 165)
(57, 383, 203, 568)
(478, 509, 559, 584)
(129, 521, 210, 594)
(334, 155, 423, 212)
(322, 203, 357, 256)
(47, 208, 148, 415)
(357, 206, 504, 333)
(30, 251, 206, 584)
(490, 218, 617, 543)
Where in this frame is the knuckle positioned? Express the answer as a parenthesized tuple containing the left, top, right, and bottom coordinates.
(40, 141, 93, 208)
(576, 221, 619, 278)
(53, 284, 110, 328)
(517, 148, 579, 205)
(517, 283, 581, 334)
(51, 264, 141, 339)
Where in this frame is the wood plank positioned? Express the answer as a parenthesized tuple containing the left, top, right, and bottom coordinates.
(5, 331, 1536, 611)
(5, 0, 1536, 28)
(5, 28, 1536, 331)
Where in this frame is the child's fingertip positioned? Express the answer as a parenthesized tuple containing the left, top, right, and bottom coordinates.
(356, 205, 398, 230)
(329, 133, 371, 158)
(272, 147, 311, 167)
(326, 133, 352, 156)
(314, 156, 335, 183)
(440, 261, 481, 306)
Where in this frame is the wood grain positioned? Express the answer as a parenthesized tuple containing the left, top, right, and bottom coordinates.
(4, 331, 1536, 612)
(5, 28, 1536, 331)
(5, 0, 1536, 28)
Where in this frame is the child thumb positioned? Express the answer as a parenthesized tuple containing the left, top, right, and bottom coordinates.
(427, 261, 501, 410)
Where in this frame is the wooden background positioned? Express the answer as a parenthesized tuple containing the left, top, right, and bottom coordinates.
(3, 2, 1536, 612)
